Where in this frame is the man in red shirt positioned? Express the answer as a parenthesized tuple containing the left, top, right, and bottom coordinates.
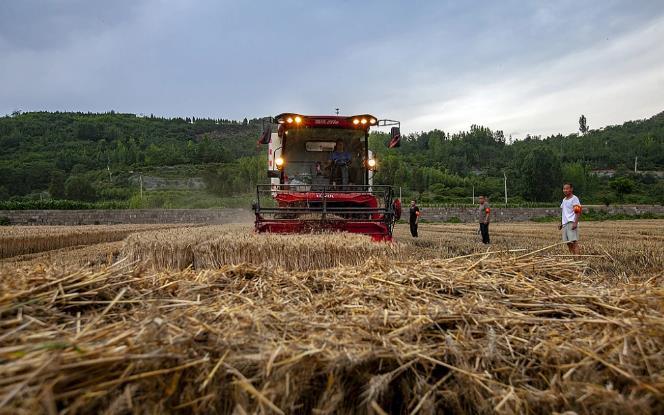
(478, 195, 491, 244)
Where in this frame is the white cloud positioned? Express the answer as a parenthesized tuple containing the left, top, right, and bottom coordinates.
(403, 16, 664, 136)
(0, 1, 662, 134)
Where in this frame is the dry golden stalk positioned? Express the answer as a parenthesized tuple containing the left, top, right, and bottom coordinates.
(0, 224, 191, 259)
(122, 225, 398, 271)
(0, 247, 662, 414)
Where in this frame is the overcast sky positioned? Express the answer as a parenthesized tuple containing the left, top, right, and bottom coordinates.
(1, 0, 663, 137)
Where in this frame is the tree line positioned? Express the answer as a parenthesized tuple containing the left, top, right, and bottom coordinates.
(370, 114, 664, 204)
(0, 111, 662, 206)
(0, 112, 265, 202)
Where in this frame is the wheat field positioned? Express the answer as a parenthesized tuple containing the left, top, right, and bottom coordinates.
(0, 220, 662, 414)
(395, 220, 664, 278)
(122, 225, 399, 271)
(0, 224, 193, 260)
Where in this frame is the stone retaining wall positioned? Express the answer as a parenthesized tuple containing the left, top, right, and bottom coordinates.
(0, 209, 253, 226)
(418, 205, 664, 223)
(0, 205, 661, 226)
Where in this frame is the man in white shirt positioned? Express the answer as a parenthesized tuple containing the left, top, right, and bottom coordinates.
(558, 182, 582, 255)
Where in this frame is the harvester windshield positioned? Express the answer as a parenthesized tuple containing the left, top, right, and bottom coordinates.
(283, 128, 367, 188)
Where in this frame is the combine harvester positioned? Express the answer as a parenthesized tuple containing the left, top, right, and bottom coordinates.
(253, 113, 402, 241)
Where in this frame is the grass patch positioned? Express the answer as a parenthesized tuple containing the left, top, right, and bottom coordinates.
(128, 190, 254, 209)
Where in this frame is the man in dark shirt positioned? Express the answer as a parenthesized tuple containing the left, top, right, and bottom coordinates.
(328, 140, 351, 186)
(409, 200, 420, 237)
(478, 195, 491, 244)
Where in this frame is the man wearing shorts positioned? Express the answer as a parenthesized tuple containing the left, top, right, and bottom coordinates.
(558, 182, 582, 255)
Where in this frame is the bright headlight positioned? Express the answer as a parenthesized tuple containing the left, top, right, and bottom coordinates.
(361, 118, 367, 124)
(286, 117, 293, 123)
(368, 159, 376, 168)
(294, 116, 302, 123)
(275, 157, 284, 169)
(352, 118, 360, 125)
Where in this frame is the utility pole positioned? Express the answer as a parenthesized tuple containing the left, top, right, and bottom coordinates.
(472, 185, 475, 204)
(107, 154, 112, 182)
(634, 156, 638, 173)
(335, 108, 340, 115)
(503, 172, 508, 206)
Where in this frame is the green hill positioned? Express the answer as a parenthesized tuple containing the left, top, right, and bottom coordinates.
(0, 110, 662, 208)
(0, 112, 265, 208)
(369, 112, 664, 204)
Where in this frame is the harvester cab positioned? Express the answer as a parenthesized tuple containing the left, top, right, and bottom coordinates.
(254, 113, 402, 241)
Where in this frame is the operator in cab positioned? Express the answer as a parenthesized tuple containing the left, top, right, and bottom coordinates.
(328, 139, 351, 186)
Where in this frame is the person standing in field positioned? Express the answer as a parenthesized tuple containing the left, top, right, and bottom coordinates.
(409, 200, 420, 237)
(478, 195, 491, 244)
(559, 182, 582, 255)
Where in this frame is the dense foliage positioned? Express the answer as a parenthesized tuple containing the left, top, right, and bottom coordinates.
(0, 111, 662, 208)
(0, 111, 264, 207)
(370, 115, 664, 204)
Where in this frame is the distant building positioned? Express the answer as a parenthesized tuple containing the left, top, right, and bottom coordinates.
(590, 170, 664, 178)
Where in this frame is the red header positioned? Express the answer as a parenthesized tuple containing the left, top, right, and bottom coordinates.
(275, 191, 379, 207)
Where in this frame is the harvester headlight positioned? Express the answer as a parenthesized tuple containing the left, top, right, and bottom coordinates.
(370, 118, 376, 125)
(286, 117, 293, 123)
(294, 116, 302, 123)
(361, 118, 367, 124)
(275, 157, 285, 169)
(352, 118, 360, 125)
(367, 159, 376, 168)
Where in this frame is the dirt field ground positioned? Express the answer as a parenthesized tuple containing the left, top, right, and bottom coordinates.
(395, 220, 664, 279)
(0, 220, 662, 414)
